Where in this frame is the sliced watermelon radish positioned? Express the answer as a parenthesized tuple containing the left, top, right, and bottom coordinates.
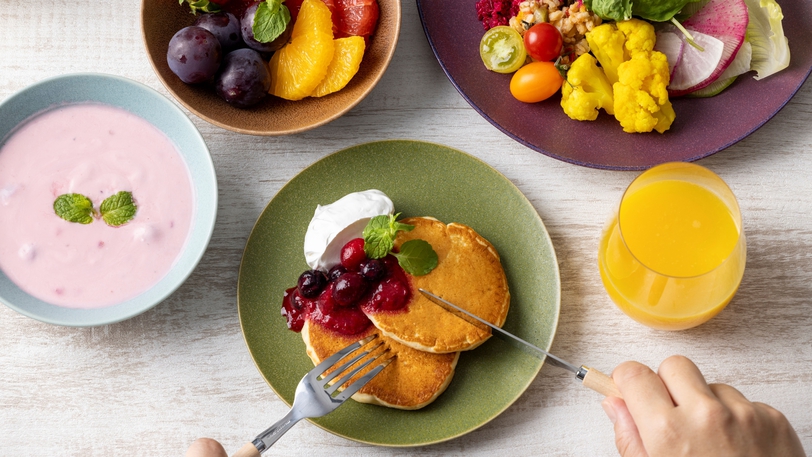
(669, 30, 724, 92)
(654, 31, 685, 79)
(668, 0, 749, 97)
(688, 41, 753, 97)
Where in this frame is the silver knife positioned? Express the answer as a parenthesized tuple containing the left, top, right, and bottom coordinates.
(419, 289, 621, 398)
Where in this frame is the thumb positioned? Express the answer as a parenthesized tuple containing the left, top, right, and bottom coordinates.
(602, 397, 648, 457)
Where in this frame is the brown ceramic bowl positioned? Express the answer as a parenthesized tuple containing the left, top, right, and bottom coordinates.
(141, 0, 401, 135)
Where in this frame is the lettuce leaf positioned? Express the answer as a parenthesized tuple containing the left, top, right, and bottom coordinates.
(632, 0, 701, 22)
(585, 0, 701, 23)
(584, 0, 632, 22)
(744, 0, 790, 80)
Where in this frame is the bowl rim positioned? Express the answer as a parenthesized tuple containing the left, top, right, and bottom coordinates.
(140, 0, 402, 136)
(0, 72, 218, 327)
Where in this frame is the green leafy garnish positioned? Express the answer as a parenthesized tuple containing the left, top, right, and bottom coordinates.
(54, 193, 95, 224)
(363, 213, 414, 259)
(583, 0, 701, 22)
(179, 0, 222, 14)
(53, 191, 138, 227)
(100, 191, 138, 227)
(583, 0, 632, 22)
(362, 214, 438, 276)
(253, 0, 292, 43)
(392, 240, 439, 276)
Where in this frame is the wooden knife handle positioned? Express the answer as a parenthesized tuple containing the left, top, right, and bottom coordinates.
(232, 443, 260, 457)
(581, 366, 622, 398)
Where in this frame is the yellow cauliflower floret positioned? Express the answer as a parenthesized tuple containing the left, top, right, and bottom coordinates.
(561, 53, 615, 121)
(585, 23, 626, 85)
(613, 51, 676, 133)
(616, 19, 656, 55)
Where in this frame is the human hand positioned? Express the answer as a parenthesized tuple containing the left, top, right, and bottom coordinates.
(602, 356, 806, 457)
(186, 438, 228, 457)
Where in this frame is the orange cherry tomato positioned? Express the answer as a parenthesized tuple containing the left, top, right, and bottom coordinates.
(509, 61, 563, 103)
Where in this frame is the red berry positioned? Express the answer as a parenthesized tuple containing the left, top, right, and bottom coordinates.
(340, 238, 367, 271)
(332, 272, 367, 306)
(297, 269, 327, 298)
(363, 277, 410, 311)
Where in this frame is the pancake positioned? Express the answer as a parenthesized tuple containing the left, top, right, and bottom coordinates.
(302, 319, 459, 410)
(364, 217, 510, 353)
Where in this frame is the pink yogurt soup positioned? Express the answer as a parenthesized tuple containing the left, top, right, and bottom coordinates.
(0, 103, 195, 309)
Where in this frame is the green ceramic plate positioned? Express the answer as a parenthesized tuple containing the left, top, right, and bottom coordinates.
(238, 140, 560, 446)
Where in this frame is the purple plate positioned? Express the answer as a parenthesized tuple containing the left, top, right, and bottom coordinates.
(416, 1, 812, 170)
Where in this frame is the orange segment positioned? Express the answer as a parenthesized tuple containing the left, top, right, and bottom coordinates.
(269, 0, 335, 100)
(311, 36, 366, 97)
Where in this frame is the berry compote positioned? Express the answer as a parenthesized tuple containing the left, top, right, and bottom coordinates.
(282, 238, 412, 335)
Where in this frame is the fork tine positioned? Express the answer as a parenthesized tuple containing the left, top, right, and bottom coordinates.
(333, 353, 394, 402)
(325, 346, 389, 396)
(311, 334, 376, 379)
(319, 340, 385, 387)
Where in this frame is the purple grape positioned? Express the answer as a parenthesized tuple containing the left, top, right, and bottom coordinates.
(215, 49, 271, 108)
(332, 272, 367, 306)
(194, 12, 243, 53)
(240, 2, 292, 53)
(167, 26, 222, 84)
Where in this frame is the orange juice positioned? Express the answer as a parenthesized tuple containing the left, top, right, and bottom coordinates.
(598, 163, 746, 330)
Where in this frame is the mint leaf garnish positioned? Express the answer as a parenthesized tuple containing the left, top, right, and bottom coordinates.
(180, 0, 222, 14)
(54, 193, 95, 224)
(362, 214, 437, 276)
(100, 191, 137, 227)
(363, 213, 413, 259)
(393, 239, 438, 276)
(253, 0, 291, 43)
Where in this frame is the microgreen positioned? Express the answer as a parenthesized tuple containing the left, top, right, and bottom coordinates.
(179, 0, 222, 14)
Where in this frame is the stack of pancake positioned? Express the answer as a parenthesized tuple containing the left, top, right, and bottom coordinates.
(302, 217, 510, 409)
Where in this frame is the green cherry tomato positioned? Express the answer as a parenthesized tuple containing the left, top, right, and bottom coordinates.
(479, 26, 527, 74)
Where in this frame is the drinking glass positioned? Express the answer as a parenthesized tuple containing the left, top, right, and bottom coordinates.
(598, 162, 746, 330)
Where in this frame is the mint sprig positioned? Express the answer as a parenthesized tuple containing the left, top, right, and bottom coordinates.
(253, 0, 291, 43)
(362, 214, 438, 276)
(392, 240, 438, 276)
(100, 191, 138, 227)
(54, 193, 95, 224)
(53, 191, 137, 227)
(363, 213, 414, 259)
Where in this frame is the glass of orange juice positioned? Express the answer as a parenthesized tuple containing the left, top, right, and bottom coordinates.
(598, 162, 746, 330)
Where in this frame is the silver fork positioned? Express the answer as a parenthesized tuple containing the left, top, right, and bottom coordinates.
(232, 335, 393, 457)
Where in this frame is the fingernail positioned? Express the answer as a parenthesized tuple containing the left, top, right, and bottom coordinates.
(602, 399, 617, 424)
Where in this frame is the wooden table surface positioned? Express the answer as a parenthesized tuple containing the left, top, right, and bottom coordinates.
(1, 1, 811, 456)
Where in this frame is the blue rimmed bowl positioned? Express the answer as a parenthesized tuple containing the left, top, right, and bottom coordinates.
(0, 73, 218, 327)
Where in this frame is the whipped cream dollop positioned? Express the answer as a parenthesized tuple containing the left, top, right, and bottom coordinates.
(303, 189, 394, 271)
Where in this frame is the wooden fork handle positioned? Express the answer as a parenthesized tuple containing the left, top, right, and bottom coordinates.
(581, 366, 623, 398)
(232, 443, 260, 457)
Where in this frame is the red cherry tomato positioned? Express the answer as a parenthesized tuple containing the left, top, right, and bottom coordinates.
(509, 61, 564, 103)
(523, 22, 563, 62)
